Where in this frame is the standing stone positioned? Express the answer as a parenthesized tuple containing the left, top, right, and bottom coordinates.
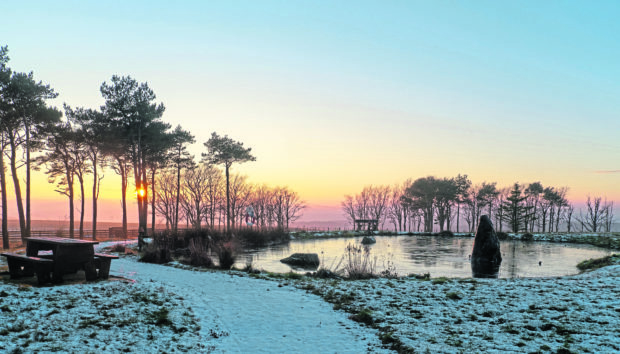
(471, 215, 502, 278)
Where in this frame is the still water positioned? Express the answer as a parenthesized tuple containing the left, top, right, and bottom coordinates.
(235, 236, 612, 278)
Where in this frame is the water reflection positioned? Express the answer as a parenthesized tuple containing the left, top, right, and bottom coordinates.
(236, 236, 612, 278)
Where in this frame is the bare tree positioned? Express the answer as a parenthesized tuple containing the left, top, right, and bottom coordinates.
(493, 187, 510, 232)
(388, 183, 406, 232)
(603, 199, 614, 232)
(367, 185, 391, 228)
(154, 170, 177, 229)
(341, 195, 356, 229)
(564, 203, 575, 232)
(180, 164, 212, 229)
(203, 165, 224, 230)
(354, 187, 371, 220)
(252, 184, 274, 229)
(279, 187, 305, 230)
(578, 196, 608, 232)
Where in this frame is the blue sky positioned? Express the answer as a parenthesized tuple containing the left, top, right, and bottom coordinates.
(2, 1, 619, 220)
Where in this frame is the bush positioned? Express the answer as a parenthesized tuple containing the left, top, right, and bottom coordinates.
(336, 243, 376, 279)
(496, 232, 509, 240)
(215, 241, 237, 269)
(437, 230, 454, 237)
(110, 243, 126, 253)
(521, 233, 534, 241)
(188, 238, 214, 267)
(236, 228, 290, 247)
(140, 241, 172, 264)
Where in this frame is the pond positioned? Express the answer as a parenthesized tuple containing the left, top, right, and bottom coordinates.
(235, 236, 612, 278)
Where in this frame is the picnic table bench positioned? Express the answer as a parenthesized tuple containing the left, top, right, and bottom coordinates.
(94, 253, 119, 279)
(1, 237, 119, 284)
(1, 253, 54, 285)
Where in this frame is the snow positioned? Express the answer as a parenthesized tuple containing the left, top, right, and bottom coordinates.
(1, 240, 618, 353)
(287, 266, 620, 353)
(0, 241, 388, 353)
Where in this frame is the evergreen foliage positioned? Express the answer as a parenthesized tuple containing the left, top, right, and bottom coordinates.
(500, 183, 533, 232)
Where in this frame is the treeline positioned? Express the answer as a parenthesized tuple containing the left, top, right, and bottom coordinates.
(0, 45, 304, 248)
(156, 167, 305, 231)
(342, 175, 615, 234)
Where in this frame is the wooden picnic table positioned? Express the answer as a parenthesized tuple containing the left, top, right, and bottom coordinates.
(26, 237, 100, 282)
(2, 237, 119, 284)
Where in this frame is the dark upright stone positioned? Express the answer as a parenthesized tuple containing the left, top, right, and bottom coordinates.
(471, 215, 502, 278)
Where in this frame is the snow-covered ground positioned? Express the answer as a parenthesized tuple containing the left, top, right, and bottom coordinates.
(1, 240, 618, 353)
(0, 241, 388, 353)
(285, 266, 620, 353)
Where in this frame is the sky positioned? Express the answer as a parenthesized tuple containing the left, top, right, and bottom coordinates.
(1, 0, 619, 223)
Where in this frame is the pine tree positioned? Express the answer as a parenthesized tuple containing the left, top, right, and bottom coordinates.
(500, 183, 533, 232)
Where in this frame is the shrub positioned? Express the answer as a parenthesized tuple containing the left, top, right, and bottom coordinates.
(496, 232, 509, 240)
(139, 241, 171, 264)
(379, 257, 398, 278)
(336, 243, 376, 279)
(215, 241, 237, 269)
(437, 230, 454, 237)
(188, 238, 214, 267)
(236, 228, 290, 247)
(521, 233, 534, 241)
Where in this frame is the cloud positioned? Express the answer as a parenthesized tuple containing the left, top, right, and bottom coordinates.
(595, 170, 620, 174)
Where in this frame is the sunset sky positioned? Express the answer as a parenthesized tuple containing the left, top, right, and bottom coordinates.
(2, 1, 619, 223)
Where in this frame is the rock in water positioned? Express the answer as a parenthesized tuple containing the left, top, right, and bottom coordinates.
(280, 253, 320, 268)
(471, 215, 502, 278)
(361, 236, 376, 244)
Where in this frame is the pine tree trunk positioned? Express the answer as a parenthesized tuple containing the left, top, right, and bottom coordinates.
(8, 138, 26, 242)
(79, 174, 85, 239)
(25, 126, 31, 239)
(151, 169, 156, 234)
(226, 165, 230, 234)
(119, 160, 127, 236)
(1, 150, 9, 249)
(92, 157, 98, 240)
(67, 171, 74, 239)
(141, 164, 148, 231)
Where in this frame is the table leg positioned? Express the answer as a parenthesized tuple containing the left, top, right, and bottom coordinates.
(84, 260, 98, 281)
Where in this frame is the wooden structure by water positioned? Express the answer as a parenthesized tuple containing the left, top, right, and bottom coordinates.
(354, 219, 379, 233)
